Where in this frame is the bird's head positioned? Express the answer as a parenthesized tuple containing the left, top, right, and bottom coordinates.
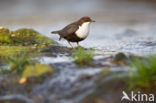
(79, 16, 95, 23)
(77, 16, 95, 25)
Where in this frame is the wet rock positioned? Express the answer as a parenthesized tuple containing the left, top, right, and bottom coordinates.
(113, 52, 128, 65)
(142, 41, 156, 46)
(42, 45, 73, 56)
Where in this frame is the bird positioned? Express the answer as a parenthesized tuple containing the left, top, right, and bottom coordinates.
(51, 16, 95, 48)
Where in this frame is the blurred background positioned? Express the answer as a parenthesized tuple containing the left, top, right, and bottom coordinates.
(1, 0, 156, 25)
(1, 0, 156, 54)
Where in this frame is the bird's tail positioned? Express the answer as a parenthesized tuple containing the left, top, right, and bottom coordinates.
(51, 30, 59, 34)
(51, 30, 62, 41)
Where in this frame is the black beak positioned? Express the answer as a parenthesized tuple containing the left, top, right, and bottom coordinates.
(91, 20, 96, 22)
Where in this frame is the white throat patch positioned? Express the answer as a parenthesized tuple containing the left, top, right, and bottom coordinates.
(75, 22, 91, 39)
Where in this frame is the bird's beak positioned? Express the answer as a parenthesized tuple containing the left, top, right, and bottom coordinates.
(91, 20, 96, 22)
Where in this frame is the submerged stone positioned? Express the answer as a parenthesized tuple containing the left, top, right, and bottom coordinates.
(113, 52, 128, 65)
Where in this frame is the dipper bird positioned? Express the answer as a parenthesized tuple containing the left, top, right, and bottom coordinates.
(51, 16, 95, 48)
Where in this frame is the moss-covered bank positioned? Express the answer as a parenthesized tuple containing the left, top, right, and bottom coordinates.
(0, 28, 55, 86)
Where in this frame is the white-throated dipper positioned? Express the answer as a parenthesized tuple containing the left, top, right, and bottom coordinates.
(51, 16, 95, 48)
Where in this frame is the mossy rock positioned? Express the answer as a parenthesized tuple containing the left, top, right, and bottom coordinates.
(0, 46, 30, 57)
(12, 28, 54, 45)
(113, 52, 128, 65)
(0, 28, 12, 44)
(22, 63, 53, 78)
(0, 28, 55, 66)
(0, 28, 55, 46)
(0, 28, 10, 34)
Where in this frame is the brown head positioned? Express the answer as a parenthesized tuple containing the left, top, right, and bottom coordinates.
(77, 16, 95, 25)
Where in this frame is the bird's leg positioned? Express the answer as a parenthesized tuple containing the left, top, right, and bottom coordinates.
(77, 42, 80, 47)
(67, 41, 74, 48)
(59, 36, 62, 41)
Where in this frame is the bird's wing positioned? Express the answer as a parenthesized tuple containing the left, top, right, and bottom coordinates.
(61, 23, 79, 37)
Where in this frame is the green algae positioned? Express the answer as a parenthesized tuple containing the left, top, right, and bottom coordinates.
(72, 47, 94, 66)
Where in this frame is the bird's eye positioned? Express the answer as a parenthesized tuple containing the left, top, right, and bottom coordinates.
(86, 19, 89, 22)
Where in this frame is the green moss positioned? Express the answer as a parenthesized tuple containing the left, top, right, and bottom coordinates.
(0, 46, 31, 57)
(12, 28, 54, 45)
(72, 47, 94, 66)
(0, 28, 10, 34)
(0, 28, 12, 44)
(0, 28, 55, 74)
(128, 55, 156, 89)
(0, 27, 55, 62)
(0, 28, 55, 46)
(22, 63, 53, 78)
